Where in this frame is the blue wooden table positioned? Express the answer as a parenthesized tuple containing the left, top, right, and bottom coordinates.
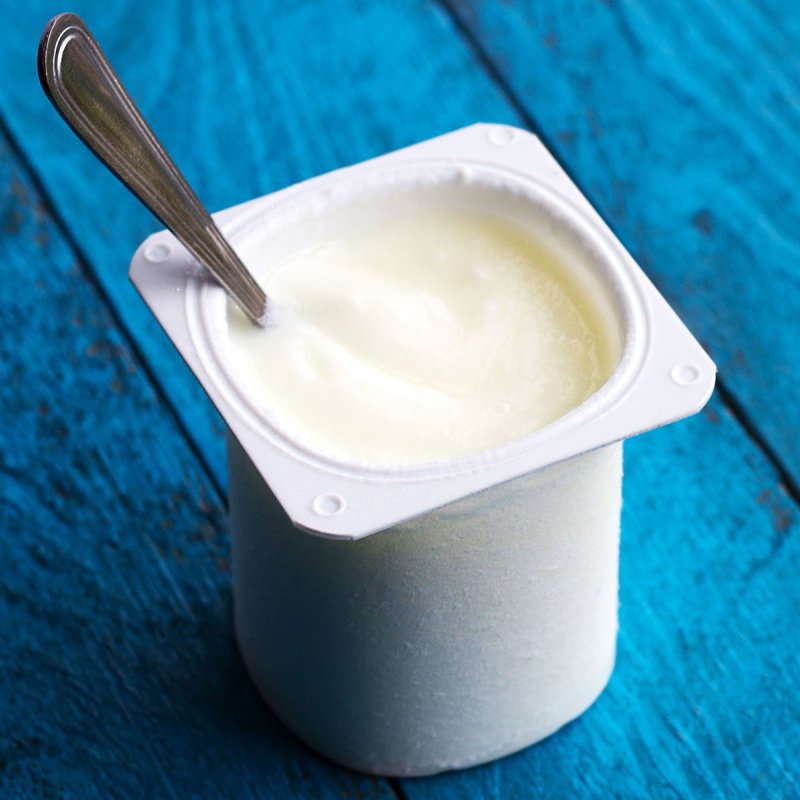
(1, 2, 798, 797)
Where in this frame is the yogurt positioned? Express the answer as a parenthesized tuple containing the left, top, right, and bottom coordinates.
(223, 207, 620, 465)
(131, 126, 716, 777)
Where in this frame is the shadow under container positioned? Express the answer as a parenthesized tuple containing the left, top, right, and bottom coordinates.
(130, 125, 715, 777)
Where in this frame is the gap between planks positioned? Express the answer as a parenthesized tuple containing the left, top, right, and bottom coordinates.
(389, 778, 411, 800)
(435, 0, 800, 514)
(0, 114, 226, 504)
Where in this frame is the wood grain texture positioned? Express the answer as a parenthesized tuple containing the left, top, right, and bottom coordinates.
(446, 0, 800, 490)
(0, 0, 517, 488)
(0, 133, 394, 799)
(0, 0, 798, 797)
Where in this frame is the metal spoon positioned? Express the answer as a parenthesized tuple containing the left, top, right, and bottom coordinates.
(38, 12, 268, 326)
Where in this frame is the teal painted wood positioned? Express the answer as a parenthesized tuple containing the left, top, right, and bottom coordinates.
(0, 133, 395, 799)
(0, 0, 797, 798)
(0, 0, 518, 488)
(446, 0, 800, 491)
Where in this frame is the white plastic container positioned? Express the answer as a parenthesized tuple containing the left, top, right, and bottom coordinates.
(130, 125, 715, 776)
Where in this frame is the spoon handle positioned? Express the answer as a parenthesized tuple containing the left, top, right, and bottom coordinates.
(38, 13, 267, 325)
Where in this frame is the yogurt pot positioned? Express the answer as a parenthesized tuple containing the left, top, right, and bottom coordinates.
(130, 124, 715, 776)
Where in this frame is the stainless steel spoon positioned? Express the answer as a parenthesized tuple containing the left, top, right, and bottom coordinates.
(38, 12, 268, 326)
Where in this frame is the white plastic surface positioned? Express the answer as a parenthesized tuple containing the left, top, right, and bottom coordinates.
(229, 435, 622, 776)
(129, 124, 716, 541)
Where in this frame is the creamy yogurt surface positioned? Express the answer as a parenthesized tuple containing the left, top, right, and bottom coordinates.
(224, 208, 618, 466)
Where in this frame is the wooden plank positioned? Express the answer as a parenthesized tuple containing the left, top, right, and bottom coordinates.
(445, 0, 800, 489)
(0, 0, 518, 487)
(0, 131, 395, 799)
(2, 1, 798, 797)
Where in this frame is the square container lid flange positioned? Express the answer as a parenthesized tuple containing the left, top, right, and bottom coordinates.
(130, 124, 716, 540)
